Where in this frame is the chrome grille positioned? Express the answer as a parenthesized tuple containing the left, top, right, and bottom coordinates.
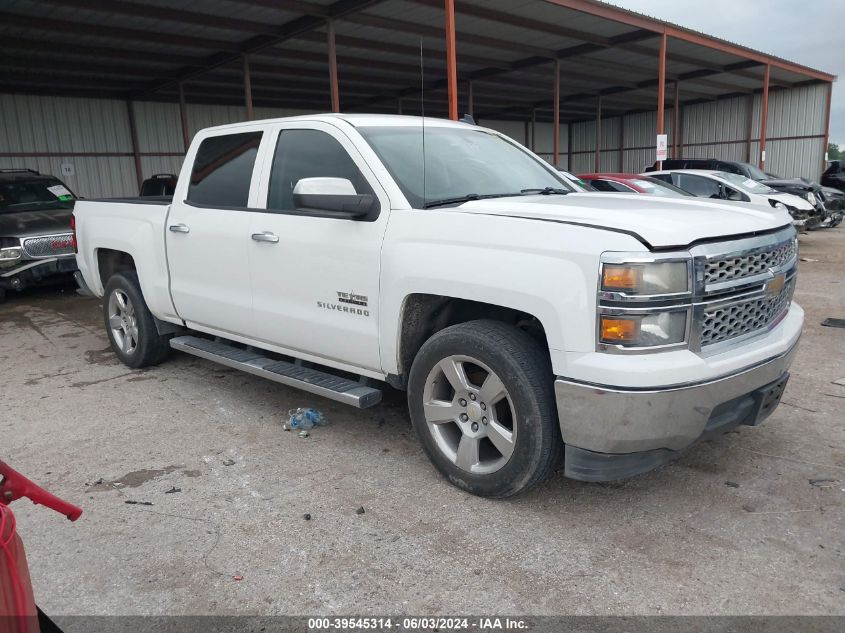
(21, 234, 74, 258)
(700, 278, 796, 347)
(704, 238, 796, 285)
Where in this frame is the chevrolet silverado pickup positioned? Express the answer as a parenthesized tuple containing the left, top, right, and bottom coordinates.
(72, 114, 803, 497)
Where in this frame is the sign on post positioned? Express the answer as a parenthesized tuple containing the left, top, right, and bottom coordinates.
(655, 134, 668, 162)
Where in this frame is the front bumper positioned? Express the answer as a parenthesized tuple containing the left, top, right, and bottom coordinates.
(555, 338, 799, 482)
(0, 256, 77, 291)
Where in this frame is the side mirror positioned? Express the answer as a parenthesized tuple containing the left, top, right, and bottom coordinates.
(292, 177, 379, 221)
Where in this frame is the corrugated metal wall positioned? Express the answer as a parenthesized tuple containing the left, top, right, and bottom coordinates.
(0, 83, 829, 198)
(493, 82, 830, 180)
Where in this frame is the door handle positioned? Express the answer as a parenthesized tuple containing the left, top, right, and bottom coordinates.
(251, 231, 279, 243)
(169, 223, 190, 233)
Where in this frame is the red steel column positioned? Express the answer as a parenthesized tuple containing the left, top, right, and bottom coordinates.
(759, 63, 770, 170)
(178, 82, 190, 153)
(594, 95, 602, 171)
(327, 19, 340, 113)
(445, 0, 458, 120)
(243, 55, 254, 121)
(821, 81, 833, 173)
(656, 32, 667, 169)
(553, 59, 560, 166)
(126, 100, 143, 189)
(672, 80, 680, 158)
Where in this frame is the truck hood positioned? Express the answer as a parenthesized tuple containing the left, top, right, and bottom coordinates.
(452, 193, 792, 248)
(0, 207, 74, 239)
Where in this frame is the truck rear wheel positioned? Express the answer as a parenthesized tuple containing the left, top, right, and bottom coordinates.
(407, 320, 562, 497)
(103, 272, 170, 368)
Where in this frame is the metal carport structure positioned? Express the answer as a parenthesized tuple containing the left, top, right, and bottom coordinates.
(0, 0, 836, 195)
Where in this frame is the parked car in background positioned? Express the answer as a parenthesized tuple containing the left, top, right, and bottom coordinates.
(578, 173, 692, 197)
(646, 158, 835, 226)
(74, 114, 802, 496)
(0, 169, 78, 302)
(140, 173, 178, 197)
(822, 160, 844, 192)
(555, 168, 596, 191)
(648, 169, 817, 229)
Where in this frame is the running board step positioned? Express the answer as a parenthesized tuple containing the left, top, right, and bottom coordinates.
(169, 335, 382, 408)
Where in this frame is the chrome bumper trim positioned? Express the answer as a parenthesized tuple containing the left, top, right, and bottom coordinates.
(555, 338, 799, 454)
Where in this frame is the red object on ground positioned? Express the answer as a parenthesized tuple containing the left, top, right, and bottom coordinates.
(0, 462, 82, 633)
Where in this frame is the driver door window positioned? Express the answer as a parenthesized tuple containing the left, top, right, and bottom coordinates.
(267, 129, 373, 211)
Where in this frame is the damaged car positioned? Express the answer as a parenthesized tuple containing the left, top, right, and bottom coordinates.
(0, 169, 78, 302)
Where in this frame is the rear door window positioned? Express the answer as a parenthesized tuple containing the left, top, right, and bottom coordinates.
(187, 132, 263, 207)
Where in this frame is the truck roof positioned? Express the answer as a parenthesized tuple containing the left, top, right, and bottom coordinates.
(198, 113, 478, 134)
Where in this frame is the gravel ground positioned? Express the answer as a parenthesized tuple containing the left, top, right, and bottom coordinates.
(2, 228, 844, 616)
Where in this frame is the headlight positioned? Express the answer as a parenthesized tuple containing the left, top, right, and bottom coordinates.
(805, 192, 817, 205)
(601, 261, 689, 296)
(0, 246, 22, 262)
(599, 310, 688, 347)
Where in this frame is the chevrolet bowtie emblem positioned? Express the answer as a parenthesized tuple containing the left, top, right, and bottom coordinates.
(766, 271, 786, 298)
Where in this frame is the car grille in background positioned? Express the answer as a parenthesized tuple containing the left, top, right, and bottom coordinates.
(704, 238, 797, 285)
(21, 234, 75, 258)
(700, 278, 796, 347)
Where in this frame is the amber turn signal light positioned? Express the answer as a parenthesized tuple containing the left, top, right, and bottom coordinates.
(601, 265, 642, 291)
(600, 316, 640, 343)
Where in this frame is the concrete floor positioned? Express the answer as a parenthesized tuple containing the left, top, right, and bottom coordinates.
(2, 229, 844, 616)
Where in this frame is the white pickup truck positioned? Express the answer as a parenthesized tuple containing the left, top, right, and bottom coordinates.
(73, 114, 802, 497)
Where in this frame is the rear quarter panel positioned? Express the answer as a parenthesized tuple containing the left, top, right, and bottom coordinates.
(74, 199, 178, 321)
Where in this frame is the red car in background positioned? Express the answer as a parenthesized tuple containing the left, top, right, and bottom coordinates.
(578, 173, 692, 197)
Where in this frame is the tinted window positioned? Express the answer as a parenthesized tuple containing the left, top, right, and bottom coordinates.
(187, 132, 262, 207)
(589, 179, 633, 193)
(268, 129, 372, 211)
(0, 177, 75, 213)
(676, 174, 721, 198)
(650, 173, 673, 185)
(717, 162, 743, 175)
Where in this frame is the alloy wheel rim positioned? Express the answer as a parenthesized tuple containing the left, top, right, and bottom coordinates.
(108, 289, 138, 355)
(422, 355, 516, 474)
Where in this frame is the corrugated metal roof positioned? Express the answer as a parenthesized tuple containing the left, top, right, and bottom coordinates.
(0, 0, 834, 121)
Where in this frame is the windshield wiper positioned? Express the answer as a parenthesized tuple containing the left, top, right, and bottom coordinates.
(423, 192, 523, 209)
(520, 187, 570, 195)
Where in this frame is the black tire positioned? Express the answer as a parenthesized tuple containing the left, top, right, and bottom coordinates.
(407, 320, 562, 498)
(103, 271, 171, 368)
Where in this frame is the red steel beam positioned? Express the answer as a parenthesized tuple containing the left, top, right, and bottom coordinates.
(178, 82, 190, 152)
(822, 81, 833, 173)
(327, 19, 340, 112)
(540, 0, 835, 82)
(553, 60, 561, 166)
(656, 33, 667, 169)
(444, 0, 458, 121)
(594, 95, 602, 171)
(759, 64, 770, 169)
(672, 80, 680, 158)
(243, 55, 254, 120)
(126, 100, 143, 189)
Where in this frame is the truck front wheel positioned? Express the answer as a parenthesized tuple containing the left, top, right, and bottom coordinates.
(407, 320, 562, 497)
(103, 272, 170, 368)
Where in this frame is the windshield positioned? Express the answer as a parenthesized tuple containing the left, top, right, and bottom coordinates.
(630, 177, 692, 197)
(716, 171, 776, 195)
(0, 177, 76, 213)
(358, 125, 574, 208)
(739, 162, 769, 180)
